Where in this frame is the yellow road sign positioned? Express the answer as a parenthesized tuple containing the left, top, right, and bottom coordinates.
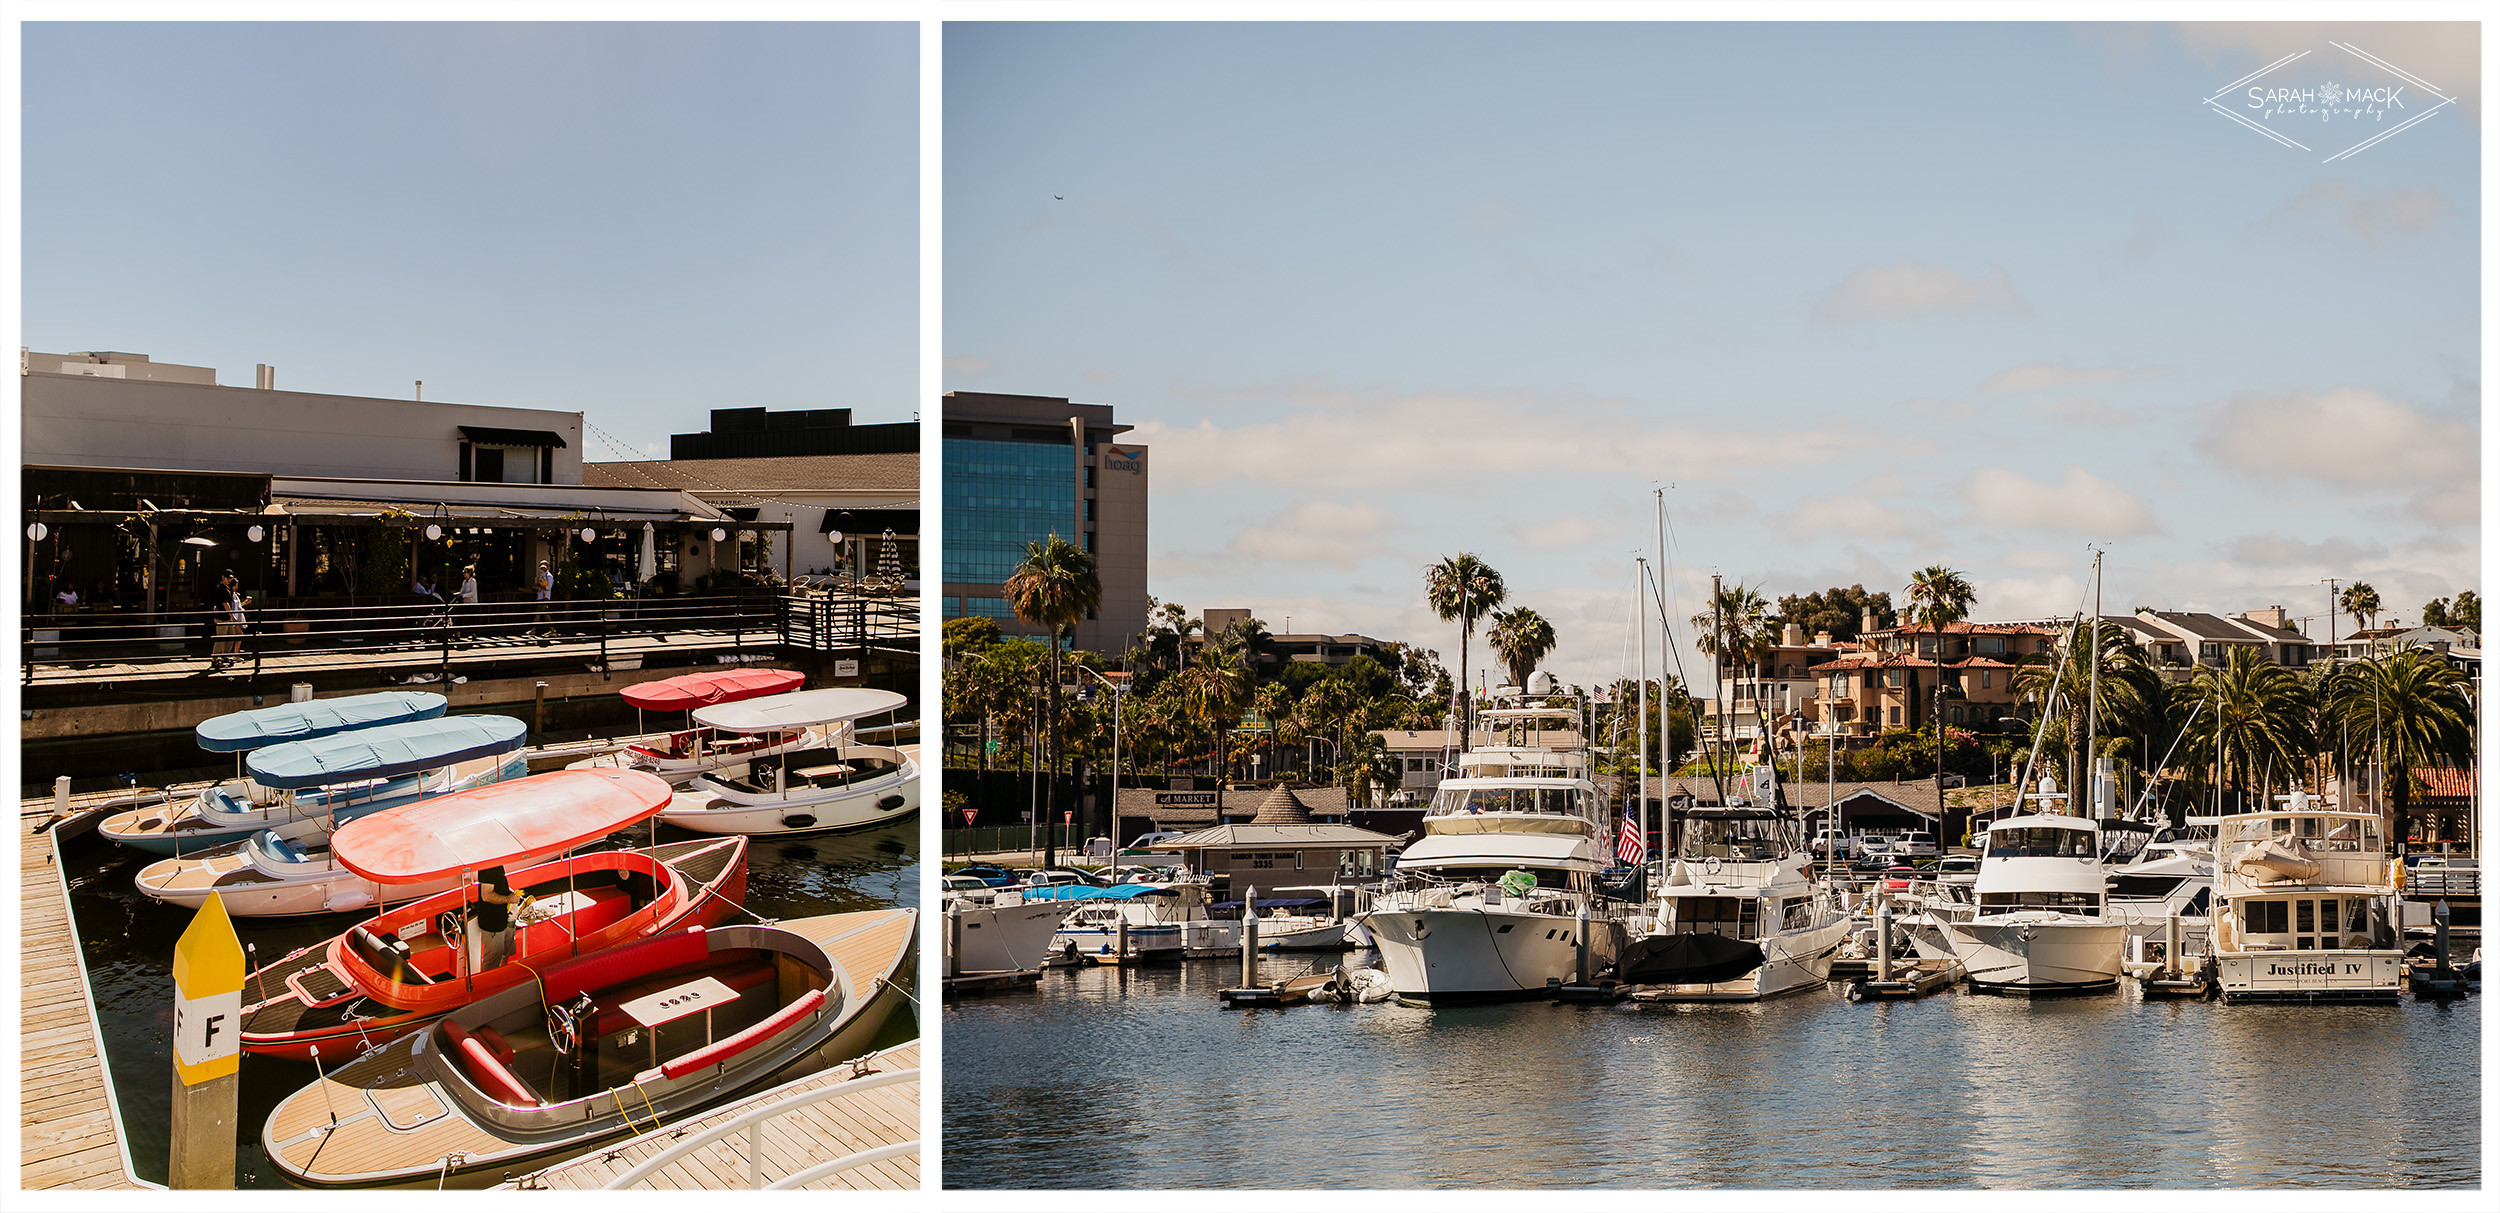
(172, 893, 246, 1086)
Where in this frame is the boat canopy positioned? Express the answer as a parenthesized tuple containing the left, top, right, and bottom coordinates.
(619, 668, 805, 713)
(1397, 831, 1597, 872)
(693, 687, 908, 733)
(331, 768, 674, 884)
(195, 691, 447, 754)
(245, 716, 528, 790)
(1018, 883, 1178, 902)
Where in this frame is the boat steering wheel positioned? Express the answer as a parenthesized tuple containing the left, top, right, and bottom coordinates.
(548, 1001, 581, 1055)
(438, 910, 463, 940)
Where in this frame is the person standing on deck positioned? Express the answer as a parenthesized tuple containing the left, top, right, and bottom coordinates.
(210, 571, 248, 664)
(531, 559, 554, 637)
(457, 566, 480, 604)
(471, 865, 522, 971)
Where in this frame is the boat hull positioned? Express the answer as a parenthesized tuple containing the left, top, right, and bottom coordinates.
(2216, 949, 2403, 1004)
(659, 754, 918, 836)
(1360, 903, 1620, 1004)
(947, 899, 1073, 976)
(1946, 917, 2126, 993)
(1627, 916, 1850, 1001)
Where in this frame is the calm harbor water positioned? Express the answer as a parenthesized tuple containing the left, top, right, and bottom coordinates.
(944, 948, 2480, 1189)
(60, 814, 920, 1189)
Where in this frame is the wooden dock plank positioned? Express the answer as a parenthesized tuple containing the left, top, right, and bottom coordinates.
(17, 821, 146, 1190)
(499, 1040, 919, 1190)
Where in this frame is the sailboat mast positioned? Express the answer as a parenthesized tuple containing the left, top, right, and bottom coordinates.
(2086, 548, 2101, 818)
(1655, 489, 1669, 848)
(1636, 558, 1649, 868)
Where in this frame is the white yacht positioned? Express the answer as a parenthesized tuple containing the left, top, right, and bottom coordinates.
(1943, 804, 2127, 994)
(659, 688, 919, 835)
(2210, 794, 2403, 1003)
(945, 885, 1077, 977)
(1356, 683, 1622, 1004)
(1040, 881, 1218, 962)
(1619, 802, 1850, 1000)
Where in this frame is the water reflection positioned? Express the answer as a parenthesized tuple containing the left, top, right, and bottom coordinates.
(944, 952, 2478, 1190)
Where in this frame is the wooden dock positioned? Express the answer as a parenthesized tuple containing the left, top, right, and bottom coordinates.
(498, 1039, 920, 1190)
(20, 809, 148, 1190)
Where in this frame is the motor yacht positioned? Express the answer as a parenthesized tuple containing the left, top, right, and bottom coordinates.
(1618, 801, 1850, 1000)
(1941, 804, 2127, 994)
(2210, 793, 2403, 1003)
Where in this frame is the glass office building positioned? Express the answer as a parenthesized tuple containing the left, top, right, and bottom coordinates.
(939, 392, 1148, 655)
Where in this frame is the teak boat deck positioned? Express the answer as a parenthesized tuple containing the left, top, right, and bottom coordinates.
(20, 808, 145, 1190)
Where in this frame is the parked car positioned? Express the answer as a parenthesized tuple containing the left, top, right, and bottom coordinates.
(1856, 835, 1897, 860)
(942, 874, 991, 893)
(1848, 853, 1899, 876)
(1018, 869, 1089, 888)
(1035, 867, 1109, 887)
(1881, 865, 1919, 894)
(952, 865, 1015, 888)
(1810, 829, 1855, 860)
(1893, 831, 1939, 861)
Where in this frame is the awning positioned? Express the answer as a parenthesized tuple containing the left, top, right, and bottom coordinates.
(458, 426, 569, 449)
(194, 691, 447, 754)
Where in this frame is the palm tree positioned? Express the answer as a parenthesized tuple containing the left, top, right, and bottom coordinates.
(2009, 618, 2163, 804)
(2187, 646, 2314, 816)
(1424, 554, 1506, 737)
(1690, 582, 1774, 787)
(1485, 606, 1558, 692)
(1174, 646, 1250, 819)
(1339, 730, 1399, 809)
(2322, 648, 2475, 845)
(1004, 535, 1101, 867)
(1904, 565, 1976, 800)
(2340, 581, 2382, 638)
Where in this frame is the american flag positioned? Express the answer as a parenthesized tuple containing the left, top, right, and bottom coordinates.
(1617, 816, 1645, 867)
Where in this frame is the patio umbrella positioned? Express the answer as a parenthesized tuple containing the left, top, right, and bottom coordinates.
(637, 522, 656, 582)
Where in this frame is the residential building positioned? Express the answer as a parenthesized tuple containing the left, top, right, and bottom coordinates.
(2130, 606, 2316, 671)
(668, 406, 915, 460)
(1802, 620, 2055, 739)
(940, 391, 1148, 655)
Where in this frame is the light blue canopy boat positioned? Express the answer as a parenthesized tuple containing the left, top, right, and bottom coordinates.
(194, 691, 448, 753)
(1018, 883, 1178, 902)
(248, 716, 530, 789)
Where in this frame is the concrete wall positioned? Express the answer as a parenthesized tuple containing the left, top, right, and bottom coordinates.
(1089, 438, 1150, 655)
(23, 358, 584, 483)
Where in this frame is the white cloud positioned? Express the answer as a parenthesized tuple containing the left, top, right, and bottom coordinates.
(1973, 574, 2085, 622)
(2408, 482, 2478, 527)
(1810, 261, 2029, 326)
(2196, 386, 2475, 492)
(2029, 397, 2137, 426)
(2223, 534, 2390, 570)
(1225, 499, 1395, 569)
(1776, 494, 1935, 543)
(1980, 362, 2166, 394)
(1962, 467, 2159, 537)
(2257, 180, 2451, 250)
(1129, 386, 1898, 495)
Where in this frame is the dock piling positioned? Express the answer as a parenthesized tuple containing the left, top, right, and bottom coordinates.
(1875, 898, 1893, 984)
(1241, 885, 1259, 987)
(169, 894, 244, 1188)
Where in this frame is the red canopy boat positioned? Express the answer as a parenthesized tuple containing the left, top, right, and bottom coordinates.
(237, 769, 747, 1061)
(618, 668, 805, 713)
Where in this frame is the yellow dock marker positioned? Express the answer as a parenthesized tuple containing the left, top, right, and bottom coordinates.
(170, 891, 245, 1188)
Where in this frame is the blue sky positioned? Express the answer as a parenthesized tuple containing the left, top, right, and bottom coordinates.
(945, 20, 2482, 692)
(22, 21, 919, 458)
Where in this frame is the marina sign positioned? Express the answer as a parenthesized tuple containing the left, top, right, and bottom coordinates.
(1155, 792, 1217, 806)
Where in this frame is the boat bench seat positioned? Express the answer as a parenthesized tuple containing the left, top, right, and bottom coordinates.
(659, 988, 825, 1080)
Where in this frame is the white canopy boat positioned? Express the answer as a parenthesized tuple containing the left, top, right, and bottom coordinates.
(660, 688, 920, 835)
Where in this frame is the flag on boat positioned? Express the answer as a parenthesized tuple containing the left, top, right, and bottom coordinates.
(1617, 815, 1644, 867)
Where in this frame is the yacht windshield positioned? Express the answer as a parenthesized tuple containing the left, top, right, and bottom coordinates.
(1677, 814, 1788, 861)
(1429, 786, 1589, 817)
(1987, 827, 2096, 858)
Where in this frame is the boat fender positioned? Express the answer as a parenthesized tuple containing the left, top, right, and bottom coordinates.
(782, 814, 817, 830)
(324, 890, 374, 913)
(878, 794, 905, 811)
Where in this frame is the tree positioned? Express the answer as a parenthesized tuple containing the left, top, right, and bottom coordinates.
(1339, 730, 1399, 809)
(1174, 646, 1250, 818)
(2339, 581, 2381, 634)
(2422, 591, 2480, 633)
(1775, 585, 1894, 642)
(2009, 618, 2162, 805)
(1423, 554, 1506, 735)
(2188, 646, 2313, 816)
(2322, 648, 2475, 845)
(1485, 606, 1558, 691)
(1004, 535, 1101, 867)
(943, 615, 1001, 660)
(1905, 565, 1976, 806)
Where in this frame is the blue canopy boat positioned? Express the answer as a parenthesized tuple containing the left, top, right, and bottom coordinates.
(101, 715, 528, 856)
(192, 691, 448, 753)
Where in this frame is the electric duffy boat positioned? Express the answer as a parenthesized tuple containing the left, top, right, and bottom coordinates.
(566, 668, 815, 786)
(130, 716, 532, 916)
(262, 906, 916, 1188)
(1619, 801, 1850, 1000)
(2209, 793, 2402, 1003)
(1357, 682, 1622, 1004)
(97, 692, 457, 855)
(238, 769, 747, 1062)
(1942, 806, 2127, 994)
(660, 688, 920, 835)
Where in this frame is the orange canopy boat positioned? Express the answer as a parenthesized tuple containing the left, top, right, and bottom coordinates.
(237, 769, 746, 1062)
(618, 668, 805, 713)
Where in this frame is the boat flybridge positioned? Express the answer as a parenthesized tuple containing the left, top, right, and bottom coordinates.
(2210, 792, 2403, 1003)
(1357, 677, 1623, 1004)
(661, 688, 921, 835)
(1619, 795, 1850, 1001)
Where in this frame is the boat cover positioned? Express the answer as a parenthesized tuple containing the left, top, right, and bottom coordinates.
(332, 768, 675, 884)
(693, 687, 908, 733)
(245, 716, 528, 790)
(1018, 883, 1179, 902)
(619, 668, 805, 713)
(1617, 932, 1767, 985)
(195, 691, 448, 753)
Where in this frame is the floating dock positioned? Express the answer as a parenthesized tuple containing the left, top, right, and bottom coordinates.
(499, 1040, 919, 1190)
(19, 805, 148, 1190)
(943, 967, 1044, 997)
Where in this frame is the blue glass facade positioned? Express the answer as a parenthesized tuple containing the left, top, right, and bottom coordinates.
(943, 438, 1077, 587)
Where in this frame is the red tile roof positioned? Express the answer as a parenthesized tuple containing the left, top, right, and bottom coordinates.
(2417, 768, 2477, 798)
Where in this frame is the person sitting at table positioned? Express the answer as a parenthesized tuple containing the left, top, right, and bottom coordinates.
(412, 573, 438, 600)
(52, 584, 78, 609)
